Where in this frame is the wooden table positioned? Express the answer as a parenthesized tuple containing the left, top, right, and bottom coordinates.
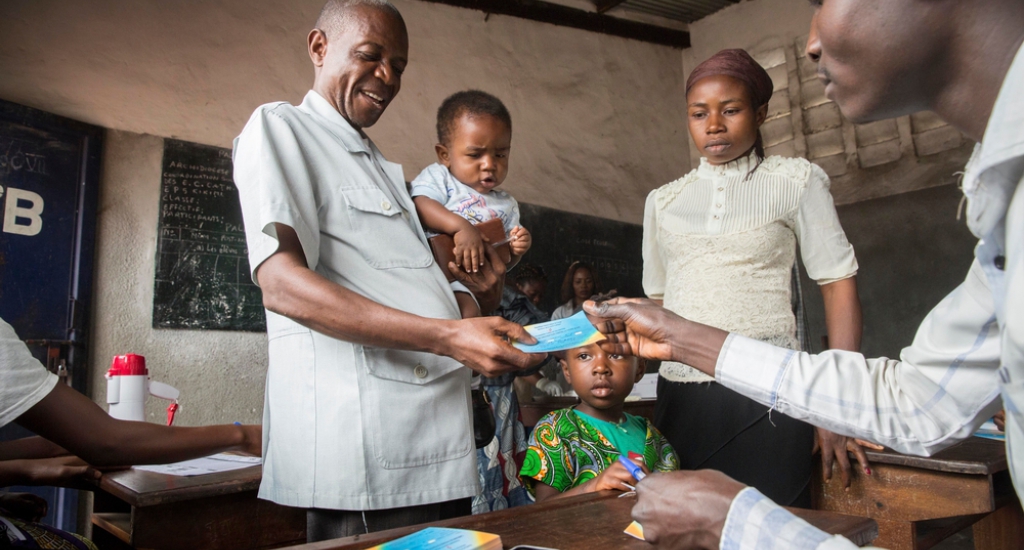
(90, 465, 306, 550)
(813, 437, 1023, 550)
(285, 491, 878, 549)
(519, 397, 656, 428)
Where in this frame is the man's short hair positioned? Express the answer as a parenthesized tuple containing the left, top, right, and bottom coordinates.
(316, 0, 403, 39)
(436, 90, 513, 146)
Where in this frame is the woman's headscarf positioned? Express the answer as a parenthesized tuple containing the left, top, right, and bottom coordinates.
(686, 48, 774, 160)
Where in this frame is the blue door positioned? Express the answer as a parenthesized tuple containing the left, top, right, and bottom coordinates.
(0, 100, 101, 534)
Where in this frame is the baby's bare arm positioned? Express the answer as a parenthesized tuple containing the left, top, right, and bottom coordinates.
(413, 196, 475, 235)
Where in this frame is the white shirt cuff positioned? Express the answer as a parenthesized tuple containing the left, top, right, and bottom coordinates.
(715, 333, 798, 408)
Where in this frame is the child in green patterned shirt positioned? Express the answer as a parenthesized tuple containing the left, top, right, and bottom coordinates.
(520, 342, 679, 502)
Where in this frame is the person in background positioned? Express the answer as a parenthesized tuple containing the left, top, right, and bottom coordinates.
(231, 0, 539, 541)
(520, 341, 678, 502)
(641, 48, 869, 507)
(411, 90, 533, 320)
(585, 0, 1024, 545)
(512, 263, 546, 308)
(551, 261, 614, 320)
(473, 264, 561, 513)
(1, 316, 261, 549)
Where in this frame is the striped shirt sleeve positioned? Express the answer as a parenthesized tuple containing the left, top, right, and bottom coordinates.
(721, 488, 865, 550)
(715, 259, 1002, 457)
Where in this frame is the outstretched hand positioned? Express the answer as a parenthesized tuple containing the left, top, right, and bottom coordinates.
(632, 470, 746, 549)
(446, 316, 544, 377)
(582, 298, 687, 362)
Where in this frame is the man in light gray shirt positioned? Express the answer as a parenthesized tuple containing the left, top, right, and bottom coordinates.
(232, 0, 539, 541)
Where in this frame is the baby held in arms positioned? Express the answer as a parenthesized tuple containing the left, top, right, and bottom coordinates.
(520, 341, 679, 502)
(411, 90, 532, 319)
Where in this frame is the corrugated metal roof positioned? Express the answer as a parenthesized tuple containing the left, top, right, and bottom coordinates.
(616, 0, 737, 23)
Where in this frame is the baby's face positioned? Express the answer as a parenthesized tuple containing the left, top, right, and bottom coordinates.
(438, 113, 511, 194)
(561, 343, 643, 416)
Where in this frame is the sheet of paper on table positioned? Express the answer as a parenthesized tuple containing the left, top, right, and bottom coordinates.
(629, 373, 658, 399)
(513, 311, 603, 353)
(133, 453, 261, 477)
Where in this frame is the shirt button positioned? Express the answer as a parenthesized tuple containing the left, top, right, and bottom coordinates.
(716, 204, 722, 208)
(414, 365, 428, 379)
(994, 255, 1006, 270)
(381, 200, 392, 211)
(713, 215, 720, 220)
(717, 187, 724, 191)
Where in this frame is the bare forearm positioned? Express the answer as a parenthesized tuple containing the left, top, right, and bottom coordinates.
(413, 196, 474, 235)
(257, 222, 459, 356)
(0, 460, 41, 486)
(534, 479, 599, 502)
(820, 276, 862, 351)
(260, 259, 456, 356)
(669, 320, 730, 375)
(16, 384, 256, 467)
(0, 437, 68, 461)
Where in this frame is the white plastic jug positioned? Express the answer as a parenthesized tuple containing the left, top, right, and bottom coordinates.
(105, 354, 181, 424)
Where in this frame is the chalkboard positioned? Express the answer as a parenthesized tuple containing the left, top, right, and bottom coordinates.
(513, 203, 644, 314)
(799, 184, 977, 359)
(153, 139, 264, 331)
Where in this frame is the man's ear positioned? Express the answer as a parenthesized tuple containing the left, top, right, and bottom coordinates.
(308, 29, 328, 67)
(435, 143, 451, 166)
(634, 358, 646, 383)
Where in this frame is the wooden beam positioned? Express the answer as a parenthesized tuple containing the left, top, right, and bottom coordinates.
(594, 0, 628, 14)
(417, 0, 690, 49)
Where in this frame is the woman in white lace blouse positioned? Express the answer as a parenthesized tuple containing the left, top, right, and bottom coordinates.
(643, 49, 868, 506)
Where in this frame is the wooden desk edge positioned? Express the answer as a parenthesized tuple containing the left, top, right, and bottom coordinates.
(92, 512, 132, 544)
(96, 465, 263, 507)
(286, 492, 878, 549)
(856, 437, 1007, 476)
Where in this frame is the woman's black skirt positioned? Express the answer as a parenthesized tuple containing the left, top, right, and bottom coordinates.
(654, 376, 814, 507)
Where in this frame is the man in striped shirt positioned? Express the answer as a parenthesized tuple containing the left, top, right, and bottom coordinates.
(586, 0, 1024, 547)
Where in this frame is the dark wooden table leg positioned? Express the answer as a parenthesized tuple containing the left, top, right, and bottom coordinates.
(972, 498, 1024, 550)
(874, 519, 917, 550)
(130, 489, 305, 550)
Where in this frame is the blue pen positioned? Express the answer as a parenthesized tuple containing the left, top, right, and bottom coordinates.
(617, 455, 646, 481)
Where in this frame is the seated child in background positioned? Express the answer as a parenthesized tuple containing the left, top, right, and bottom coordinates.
(411, 90, 532, 318)
(519, 342, 679, 502)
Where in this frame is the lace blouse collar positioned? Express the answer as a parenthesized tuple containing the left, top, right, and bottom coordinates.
(696, 149, 759, 178)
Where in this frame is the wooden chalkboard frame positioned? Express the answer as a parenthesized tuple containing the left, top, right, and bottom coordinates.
(152, 139, 264, 331)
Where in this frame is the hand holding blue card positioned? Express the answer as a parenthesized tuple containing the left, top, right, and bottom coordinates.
(512, 311, 603, 353)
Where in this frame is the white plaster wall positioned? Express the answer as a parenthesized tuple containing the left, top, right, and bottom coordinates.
(0, 0, 688, 223)
(92, 130, 268, 425)
(0, 0, 688, 423)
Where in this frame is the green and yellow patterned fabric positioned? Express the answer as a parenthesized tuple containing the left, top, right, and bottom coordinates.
(519, 408, 679, 494)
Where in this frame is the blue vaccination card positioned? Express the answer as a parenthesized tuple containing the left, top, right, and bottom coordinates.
(513, 311, 603, 353)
